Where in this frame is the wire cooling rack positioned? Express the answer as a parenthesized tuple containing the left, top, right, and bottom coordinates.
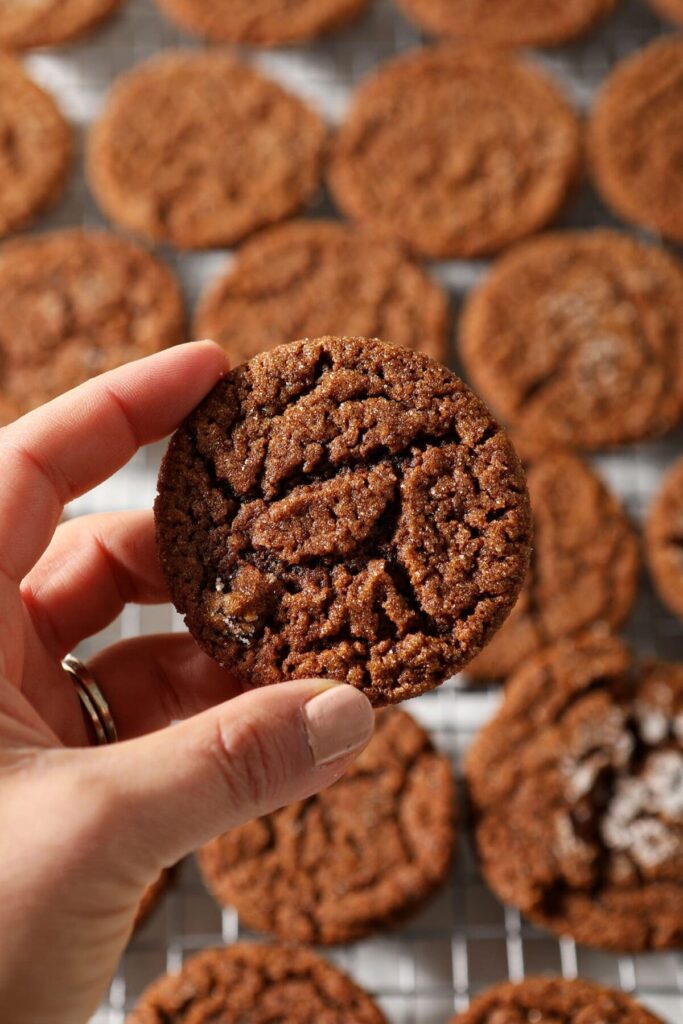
(22, 0, 683, 1020)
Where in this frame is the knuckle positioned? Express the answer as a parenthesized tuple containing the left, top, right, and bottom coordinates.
(210, 714, 289, 814)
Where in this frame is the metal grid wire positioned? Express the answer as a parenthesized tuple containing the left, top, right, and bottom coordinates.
(21, 0, 683, 1019)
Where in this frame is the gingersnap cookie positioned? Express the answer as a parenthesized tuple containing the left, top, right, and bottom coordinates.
(0, 55, 71, 239)
(0, 230, 185, 423)
(328, 45, 580, 260)
(195, 220, 450, 367)
(394, 0, 616, 48)
(0, 0, 123, 49)
(449, 977, 664, 1024)
(589, 36, 683, 243)
(647, 0, 683, 23)
(466, 633, 683, 951)
(126, 943, 387, 1024)
(199, 708, 455, 944)
(460, 231, 683, 451)
(467, 451, 638, 682)
(133, 868, 174, 931)
(154, 0, 369, 45)
(155, 336, 532, 705)
(646, 457, 683, 623)
(88, 51, 326, 250)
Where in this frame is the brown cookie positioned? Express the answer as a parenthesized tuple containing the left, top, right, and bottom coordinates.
(154, 0, 369, 45)
(126, 943, 387, 1024)
(0, 55, 71, 239)
(467, 451, 638, 682)
(0, 230, 185, 423)
(647, 0, 683, 23)
(466, 633, 683, 952)
(394, 0, 617, 48)
(195, 220, 450, 367)
(133, 868, 174, 931)
(0, 0, 124, 49)
(589, 36, 683, 243)
(460, 230, 683, 451)
(646, 456, 683, 622)
(199, 708, 455, 944)
(449, 977, 664, 1024)
(154, 336, 532, 706)
(88, 51, 326, 250)
(328, 45, 580, 259)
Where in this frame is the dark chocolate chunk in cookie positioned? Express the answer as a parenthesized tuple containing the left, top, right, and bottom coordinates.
(199, 707, 455, 944)
(155, 336, 532, 705)
(126, 943, 387, 1023)
(466, 634, 683, 951)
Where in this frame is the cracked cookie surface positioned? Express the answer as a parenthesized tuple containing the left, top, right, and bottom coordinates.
(589, 36, 683, 243)
(646, 456, 683, 623)
(394, 0, 616, 47)
(466, 634, 683, 951)
(467, 451, 638, 681)
(328, 45, 580, 259)
(126, 943, 387, 1024)
(0, 0, 124, 48)
(199, 708, 455, 944)
(0, 55, 71, 239)
(0, 230, 185, 423)
(88, 51, 326, 250)
(155, 336, 531, 705)
(195, 220, 449, 367)
(154, 0, 369, 44)
(460, 231, 683, 451)
(450, 977, 664, 1024)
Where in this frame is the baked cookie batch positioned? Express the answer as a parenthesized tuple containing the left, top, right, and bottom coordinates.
(1, 0, 682, 1021)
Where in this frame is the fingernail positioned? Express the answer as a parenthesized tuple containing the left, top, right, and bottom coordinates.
(303, 684, 374, 767)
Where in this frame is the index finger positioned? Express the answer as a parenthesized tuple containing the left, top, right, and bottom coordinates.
(0, 341, 226, 583)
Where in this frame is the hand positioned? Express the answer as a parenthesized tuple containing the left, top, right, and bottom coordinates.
(0, 342, 374, 1024)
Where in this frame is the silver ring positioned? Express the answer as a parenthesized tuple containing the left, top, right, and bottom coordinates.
(62, 654, 118, 745)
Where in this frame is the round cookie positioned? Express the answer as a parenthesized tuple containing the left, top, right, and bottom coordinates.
(0, 0, 123, 49)
(154, 336, 532, 706)
(589, 36, 683, 243)
(459, 231, 683, 451)
(154, 0, 369, 45)
(126, 943, 387, 1024)
(646, 456, 683, 622)
(0, 230, 185, 423)
(328, 45, 580, 259)
(199, 708, 455, 944)
(394, 0, 617, 48)
(88, 51, 326, 250)
(647, 0, 683, 23)
(449, 978, 664, 1024)
(466, 451, 638, 682)
(466, 633, 683, 952)
(133, 868, 174, 931)
(195, 220, 450, 367)
(0, 55, 71, 239)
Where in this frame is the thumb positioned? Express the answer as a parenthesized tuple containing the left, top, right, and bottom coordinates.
(81, 679, 375, 872)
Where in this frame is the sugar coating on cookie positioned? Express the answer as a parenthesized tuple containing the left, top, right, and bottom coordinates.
(0, 230, 185, 423)
(460, 230, 683, 451)
(154, 0, 369, 44)
(394, 0, 616, 47)
(195, 220, 450, 367)
(199, 708, 456, 943)
(449, 977, 665, 1024)
(126, 943, 387, 1024)
(589, 36, 683, 243)
(0, 55, 71, 238)
(467, 451, 639, 681)
(155, 336, 532, 705)
(647, 456, 683, 623)
(0, 0, 124, 49)
(328, 44, 580, 259)
(88, 51, 326, 250)
(466, 634, 683, 952)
